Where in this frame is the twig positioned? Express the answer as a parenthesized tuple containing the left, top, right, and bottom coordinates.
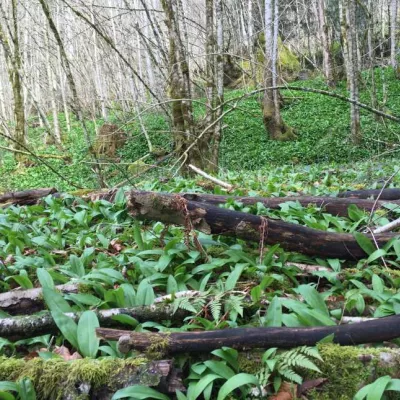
(188, 164, 233, 190)
(373, 217, 400, 234)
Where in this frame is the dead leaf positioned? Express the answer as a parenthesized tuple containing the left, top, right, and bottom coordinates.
(297, 378, 327, 396)
(54, 345, 82, 360)
(109, 238, 124, 253)
(269, 382, 297, 400)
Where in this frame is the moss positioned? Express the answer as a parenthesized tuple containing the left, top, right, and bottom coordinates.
(0, 357, 149, 399)
(306, 345, 400, 399)
(145, 333, 171, 359)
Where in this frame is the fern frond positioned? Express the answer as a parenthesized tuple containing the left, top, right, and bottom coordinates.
(298, 346, 323, 362)
(278, 367, 302, 384)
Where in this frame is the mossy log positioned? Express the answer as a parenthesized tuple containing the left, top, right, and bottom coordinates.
(127, 191, 396, 260)
(0, 305, 188, 341)
(0, 357, 182, 399)
(338, 188, 400, 200)
(0, 284, 79, 315)
(0, 188, 58, 206)
(181, 192, 400, 217)
(96, 314, 400, 354)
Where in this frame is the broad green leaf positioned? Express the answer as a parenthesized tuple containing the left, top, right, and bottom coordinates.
(43, 288, 72, 313)
(65, 293, 102, 307)
(51, 311, 78, 349)
(204, 360, 235, 380)
(0, 383, 18, 393)
(297, 285, 329, 316)
(37, 268, 54, 289)
(216, 373, 259, 400)
(111, 385, 169, 400)
(191, 374, 222, 400)
(264, 296, 282, 327)
(366, 249, 387, 264)
(111, 314, 139, 327)
(354, 233, 375, 256)
(77, 311, 100, 358)
(372, 274, 385, 294)
(70, 255, 85, 278)
(167, 275, 178, 295)
(225, 263, 247, 291)
(18, 378, 36, 400)
(386, 379, 400, 391)
(0, 391, 16, 400)
(366, 376, 392, 400)
(136, 280, 155, 306)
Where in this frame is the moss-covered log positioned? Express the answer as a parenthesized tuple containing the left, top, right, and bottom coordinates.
(0, 305, 188, 341)
(182, 192, 400, 217)
(0, 357, 182, 399)
(97, 314, 400, 354)
(127, 191, 396, 260)
(338, 188, 400, 200)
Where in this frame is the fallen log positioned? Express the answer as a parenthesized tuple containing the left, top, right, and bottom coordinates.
(96, 314, 400, 354)
(0, 188, 58, 206)
(0, 357, 183, 399)
(0, 305, 188, 341)
(182, 192, 400, 217)
(338, 188, 400, 200)
(0, 284, 79, 315)
(127, 191, 396, 260)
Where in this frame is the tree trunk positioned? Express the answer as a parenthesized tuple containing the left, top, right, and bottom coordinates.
(391, 0, 399, 76)
(317, 0, 334, 86)
(263, 0, 295, 141)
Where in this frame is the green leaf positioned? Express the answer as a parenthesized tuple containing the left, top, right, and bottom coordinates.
(111, 385, 170, 400)
(354, 233, 375, 256)
(136, 280, 155, 306)
(65, 293, 102, 307)
(297, 284, 329, 316)
(77, 311, 100, 358)
(0, 383, 18, 393)
(386, 379, 400, 391)
(216, 373, 259, 400)
(111, 314, 139, 327)
(43, 288, 72, 313)
(203, 361, 235, 380)
(372, 274, 385, 294)
(70, 255, 85, 278)
(0, 391, 17, 400)
(51, 311, 78, 349)
(225, 263, 247, 291)
(37, 268, 54, 289)
(18, 378, 36, 400)
(366, 376, 392, 400)
(191, 374, 222, 400)
(264, 296, 282, 327)
(366, 249, 387, 264)
(167, 275, 178, 295)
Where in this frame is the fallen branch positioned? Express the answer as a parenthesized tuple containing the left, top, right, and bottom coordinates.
(96, 314, 400, 354)
(0, 305, 188, 340)
(188, 164, 233, 190)
(127, 191, 396, 260)
(373, 217, 400, 234)
(338, 188, 400, 200)
(182, 192, 400, 217)
(0, 188, 58, 206)
(0, 284, 78, 315)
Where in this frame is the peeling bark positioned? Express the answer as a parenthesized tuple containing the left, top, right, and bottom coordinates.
(0, 188, 58, 206)
(338, 188, 400, 200)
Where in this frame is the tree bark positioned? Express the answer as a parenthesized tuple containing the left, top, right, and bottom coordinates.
(96, 314, 400, 354)
(127, 191, 396, 260)
(0, 305, 188, 341)
(338, 188, 400, 200)
(0, 188, 58, 206)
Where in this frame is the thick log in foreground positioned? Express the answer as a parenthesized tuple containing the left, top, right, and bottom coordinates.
(96, 314, 400, 354)
(0, 187, 58, 206)
(338, 188, 400, 200)
(182, 193, 400, 217)
(127, 191, 396, 260)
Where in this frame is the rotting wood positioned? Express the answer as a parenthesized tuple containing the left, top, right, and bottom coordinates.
(181, 192, 400, 217)
(0, 284, 78, 315)
(0, 305, 188, 341)
(127, 191, 397, 260)
(338, 188, 400, 200)
(0, 188, 58, 206)
(96, 313, 400, 354)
